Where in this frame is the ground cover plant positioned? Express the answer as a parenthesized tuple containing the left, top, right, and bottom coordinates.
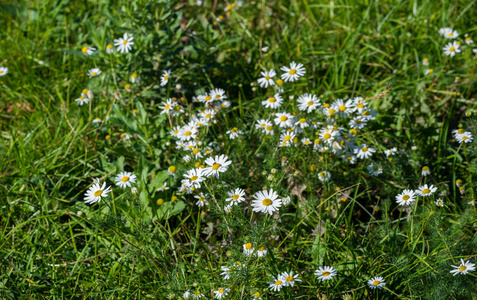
(1, 0, 477, 299)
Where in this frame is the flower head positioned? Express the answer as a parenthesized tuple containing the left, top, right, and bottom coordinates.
(367, 276, 386, 289)
(280, 61, 305, 82)
(314, 266, 337, 281)
(115, 171, 137, 188)
(450, 259, 475, 276)
(251, 189, 282, 215)
(114, 33, 134, 53)
(84, 179, 112, 204)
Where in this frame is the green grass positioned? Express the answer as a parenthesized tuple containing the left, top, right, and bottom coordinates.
(1, 0, 477, 299)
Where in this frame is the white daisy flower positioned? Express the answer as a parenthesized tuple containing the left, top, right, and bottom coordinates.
(280, 61, 305, 82)
(262, 93, 284, 109)
(252, 291, 263, 299)
(443, 41, 461, 57)
(450, 259, 475, 276)
(297, 93, 321, 113)
(415, 184, 437, 197)
(178, 125, 198, 141)
(115, 172, 137, 188)
(395, 189, 416, 206)
(279, 131, 296, 145)
(354, 144, 375, 159)
(92, 118, 102, 124)
(220, 100, 231, 109)
(424, 68, 434, 75)
(81, 46, 96, 55)
(274, 112, 295, 128)
(256, 119, 272, 131)
(105, 44, 114, 54)
(204, 154, 232, 178)
(243, 243, 254, 256)
(263, 123, 275, 135)
(280, 271, 301, 287)
(194, 193, 208, 207)
(456, 132, 473, 144)
(444, 29, 459, 39)
(87, 68, 101, 78)
(84, 179, 112, 204)
(257, 69, 276, 88)
(226, 127, 243, 139)
(384, 147, 397, 156)
(160, 70, 171, 86)
(183, 290, 191, 299)
(358, 107, 378, 121)
(257, 246, 267, 257)
(0, 67, 8, 76)
(224, 204, 233, 213)
(342, 153, 357, 164)
(349, 117, 367, 129)
(301, 137, 312, 145)
(367, 276, 386, 289)
(466, 35, 474, 45)
(435, 198, 444, 207)
(318, 171, 331, 182)
(268, 276, 285, 291)
(225, 188, 246, 205)
(158, 98, 175, 115)
(75, 94, 90, 106)
(192, 290, 204, 299)
(295, 117, 310, 129)
(210, 88, 227, 101)
(422, 58, 429, 66)
(367, 164, 382, 177)
(114, 33, 134, 53)
(182, 168, 206, 189)
(157, 182, 169, 192)
(421, 166, 431, 176)
(332, 98, 355, 117)
(439, 27, 451, 36)
(213, 287, 230, 299)
(251, 189, 282, 215)
(314, 266, 337, 281)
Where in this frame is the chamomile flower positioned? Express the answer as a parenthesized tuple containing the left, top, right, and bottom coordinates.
(318, 171, 331, 182)
(157, 182, 169, 192)
(262, 93, 284, 109)
(422, 58, 429, 66)
(301, 137, 312, 145)
(280, 271, 301, 287)
(274, 112, 295, 128)
(0, 67, 9, 76)
(220, 266, 232, 280)
(192, 290, 204, 299)
(257, 69, 276, 88)
(210, 88, 227, 101)
(87, 68, 101, 78)
(314, 266, 337, 281)
(226, 127, 243, 139)
(295, 117, 310, 129)
(416, 184, 437, 197)
(268, 276, 285, 292)
(81, 46, 96, 55)
(264, 124, 275, 135)
(424, 68, 434, 75)
(435, 198, 444, 207)
(224, 204, 233, 213)
(297, 93, 321, 112)
(342, 153, 357, 164)
(92, 118, 102, 124)
(466, 34, 475, 45)
(220, 100, 231, 109)
(358, 107, 378, 121)
(182, 168, 206, 189)
(280, 61, 306, 82)
(160, 70, 171, 86)
(251, 189, 282, 215)
(282, 196, 291, 205)
(183, 290, 192, 299)
(204, 155, 232, 178)
(168, 166, 177, 176)
(456, 132, 473, 144)
(199, 109, 216, 120)
(75, 94, 90, 105)
(332, 98, 354, 117)
(384, 147, 397, 156)
(421, 166, 431, 176)
(349, 116, 367, 129)
(84, 179, 112, 204)
(158, 98, 175, 114)
(354, 144, 375, 159)
(439, 27, 451, 36)
(115, 172, 136, 188)
(214, 288, 230, 299)
(444, 29, 459, 39)
(225, 188, 246, 205)
(367, 164, 382, 177)
(450, 259, 475, 276)
(114, 33, 134, 53)
(279, 131, 296, 145)
(194, 193, 209, 207)
(443, 41, 461, 57)
(395, 189, 416, 206)
(252, 292, 262, 299)
(105, 44, 114, 54)
(178, 125, 198, 141)
(243, 243, 254, 256)
(367, 276, 386, 289)
(257, 246, 267, 257)
(256, 119, 272, 131)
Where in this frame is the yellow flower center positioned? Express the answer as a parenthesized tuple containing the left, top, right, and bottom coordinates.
(232, 195, 239, 200)
(422, 188, 430, 194)
(355, 119, 361, 123)
(357, 103, 364, 108)
(339, 105, 346, 111)
(266, 126, 273, 131)
(286, 276, 294, 282)
(107, 44, 113, 49)
(194, 291, 200, 296)
(322, 271, 330, 276)
(276, 79, 284, 86)
(275, 280, 282, 285)
(308, 101, 314, 106)
(373, 280, 380, 286)
(268, 97, 276, 103)
(205, 96, 212, 101)
(284, 135, 291, 141)
(265, 76, 271, 80)
(289, 69, 297, 75)
(254, 292, 261, 297)
(215, 94, 221, 99)
(82, 89, 88, 94)
(428, 69, 434, 73)
(184, 131, 192, 136)
(91, 72, 97, 76)
(458, 129, 464, 134)
(459, 266, 467, 271)
(123, 40, 128, 45)
(82, 47, 89, 53)
(450, 46, 455, 52)
(422, 166, 429, 171)
(280, 116, 288, 122)
(190, 176, 198, 181)
(324, 133, 331, 140)
(402, 195, 410, 201)
(192, 148, 200, 154)
(212, 163, 221, 170)
(231, 127, 238, 132)
(262, 198, 272, 206)
(165, 104, 170, 110)
(448, 32, 453, 36)
(164, 75, 168, 81)
(258, 246, 265, 251)
(245, 243, 252, 250)
(328, 108, 335, 114)
(121, 176, 129, 182)
(94, 190, 102, 197)
(362, 147, 368, 152)
(299, 118, 306, 123)
(205, 114, 212, 118)
(462, 136, 468, 140)
(218, 288, 224, 294)
(260, 123, 266, 127)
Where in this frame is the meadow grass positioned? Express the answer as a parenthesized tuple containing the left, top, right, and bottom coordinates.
(1, 0, 477, 299)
